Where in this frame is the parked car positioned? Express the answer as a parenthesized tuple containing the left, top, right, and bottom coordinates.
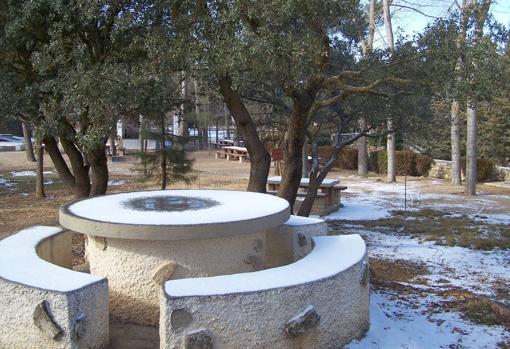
(0, 134, 26, 151)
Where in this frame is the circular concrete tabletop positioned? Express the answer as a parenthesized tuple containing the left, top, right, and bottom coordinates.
(59, 190, 290, 240)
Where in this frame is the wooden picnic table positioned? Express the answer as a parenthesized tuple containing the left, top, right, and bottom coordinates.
(267, 176, 347, 213)
(211, 139, 235, 148)
(215, 146, 249, 163)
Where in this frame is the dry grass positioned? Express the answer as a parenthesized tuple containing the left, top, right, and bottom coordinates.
(354, 209, 510, 250)
(369, 258, 429, 291)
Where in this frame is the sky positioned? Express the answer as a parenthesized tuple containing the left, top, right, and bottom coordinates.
(372, 0, 510, 46)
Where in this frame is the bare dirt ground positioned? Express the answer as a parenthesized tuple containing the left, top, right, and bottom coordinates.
(1, 150, 509, 348)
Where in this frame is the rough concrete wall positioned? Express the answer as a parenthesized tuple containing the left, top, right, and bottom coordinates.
(0, 228, 109, 349)
(0, 278, 108, 349)
(87, 231, 266, 326)
(266, 216, 327, 268)
(38, 231, 73, 269)
(66, 281, 109, 349)
(160, 253, 369, 349)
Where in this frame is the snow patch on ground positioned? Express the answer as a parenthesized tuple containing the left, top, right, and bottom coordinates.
(10, 170, 53, 177)
(356, 228, 510, 297)
(0, 178, 15, 187)
(108, 179, 127, 186)
(347, 291, 508, 349)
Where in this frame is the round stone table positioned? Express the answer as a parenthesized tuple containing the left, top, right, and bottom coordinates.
(59, 190, 290, 325)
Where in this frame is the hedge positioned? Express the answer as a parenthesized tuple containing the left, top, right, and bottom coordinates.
(461, 158, 495, 182)
(376, 150, 433, 176)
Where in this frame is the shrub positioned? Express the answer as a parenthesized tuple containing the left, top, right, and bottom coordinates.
(305, 145, 357, 169)
(378, 150, 417, 175)
(461, 158, 496, 182)
(415, 155, 433, 176)
(337, 147, 358, 170)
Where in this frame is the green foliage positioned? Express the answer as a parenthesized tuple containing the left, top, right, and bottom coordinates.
(134, 129, 195, 186)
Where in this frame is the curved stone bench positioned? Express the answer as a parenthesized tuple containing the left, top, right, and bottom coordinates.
(266, 215, 327, 267)
(0, 226, 108, 348)
(161, 234, 369, 349)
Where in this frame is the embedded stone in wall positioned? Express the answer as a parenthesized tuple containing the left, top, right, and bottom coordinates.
(71, 313, 86, 340)
(297, 233, 307, 247)
(182, 328, 213, 349)
(360, 261, 369, 286)
(153, 261, 177, 285)
(243, 255, 263, 270)
(253, 239, 264, 252)
(171, 308, 193, 330)
(32, 300, 62, 340)
(92, 236, 107, 251)
(283, 305, 320, 338)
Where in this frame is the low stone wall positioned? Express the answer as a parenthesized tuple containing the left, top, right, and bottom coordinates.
(0, 226, 109, 349)
(160, 235, 369, 349)
(265, 215, 327, 267)
(429, 159, 510, 182)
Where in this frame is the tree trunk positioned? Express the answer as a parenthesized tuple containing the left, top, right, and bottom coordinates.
(35, 138, 45, 198)
(139, 115, 145, 152)
(160, 122, 167, 190)
(219, 77, 271, 192)
(22, 122, 36, 162)
(87, 144, 109, 196)
(451, 100, 462, 185)
(110, 124, 117, 157)
(357, 119, 368, 176)
(465, 102, 477, 195)
(302, 136, 309, 178)
(177, 72, 189, 137)
(44, 136, 91, 198)
(297, 144, 321, 216)
(278, 99, 310, 211)
(383, 0, 396, 183)
(387, 118, 396, 182)
(224, 104, 231, 140)
(382, 0, 394, 49)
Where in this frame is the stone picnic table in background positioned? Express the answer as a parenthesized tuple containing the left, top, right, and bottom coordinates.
(267, 176, 347, 215)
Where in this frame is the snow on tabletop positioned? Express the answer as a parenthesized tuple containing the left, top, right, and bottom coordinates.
(165, 234, 365, 297)
(66, 190, 289, 225)
(284, 215, 324, 226)
(0, 226, 104, 292)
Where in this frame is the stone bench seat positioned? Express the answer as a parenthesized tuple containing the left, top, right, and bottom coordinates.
(0, 226, 108, 348)
(161, 234, 369, 349)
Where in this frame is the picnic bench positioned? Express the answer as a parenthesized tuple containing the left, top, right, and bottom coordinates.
(267, 176, 347, 215)
(211, 139, 235, 148)
(215, 146, 250, 163)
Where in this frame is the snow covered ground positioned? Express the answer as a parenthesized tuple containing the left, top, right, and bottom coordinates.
(325, 177, 510, 348)
(347, 292, 508, 349)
